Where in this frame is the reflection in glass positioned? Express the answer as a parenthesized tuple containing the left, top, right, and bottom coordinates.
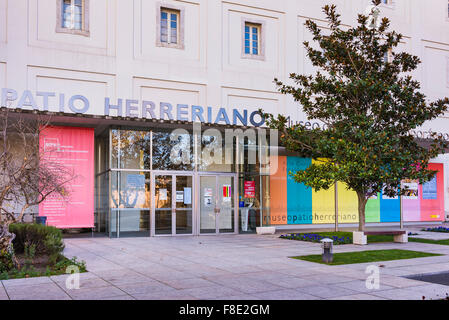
(118, 210, 150, 237)
(111, 172, 151, 209)
(155, 175, 172, 235)
(200, 176, 216, 234)
(152, 130, 194, 171)
(175, 176, 193, 234)
(111, 130, 151, 170)
(110, 171, 151, 237)
(218, 176, 234, 233)
(199, 131, 235, 172)
(238, 175, 260, 234)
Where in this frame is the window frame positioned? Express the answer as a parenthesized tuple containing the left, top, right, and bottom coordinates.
(379, 0, 395, 9)
(383, 48, 393, 63)
(156, 3, 185, 50)
(241, 18, 265, 61)
(446, 57, 449, 88)
(447, 0, 449, 21)
(55, 0, 90, 37)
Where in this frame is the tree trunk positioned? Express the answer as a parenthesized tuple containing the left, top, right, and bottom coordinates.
(356, 191, 368, 232)
(0, 222, 18, 269)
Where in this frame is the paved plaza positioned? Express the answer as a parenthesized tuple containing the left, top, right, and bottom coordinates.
(1, 228, 449, 300)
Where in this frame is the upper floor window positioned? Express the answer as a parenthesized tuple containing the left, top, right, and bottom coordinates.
(56, 0, 90, 36)
(156, 4, 184, 49)
(161, 8, 179, 45)
(245, 23, 260, 55)
(380, 0, 395, 7)
(383, 48, 393, 63)
(62, 0, 83, 30)
(242, 19, 265, 60)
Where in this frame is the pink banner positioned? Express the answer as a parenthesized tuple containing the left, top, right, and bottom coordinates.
(38, 126, 94, 228)
(402, 179, 421, 222)
(421, 163, 445, 222)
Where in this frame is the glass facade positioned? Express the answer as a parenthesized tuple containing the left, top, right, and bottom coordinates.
(94, 126, 271, 237)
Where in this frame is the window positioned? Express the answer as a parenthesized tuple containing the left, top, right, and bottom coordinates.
(161, 9, 179, 44)
(244, 23, 261, 55)
(242, 19, 265, 60)
(156, 4, 185, 49)
(62, 0, 83, 30)
(383, 48, 393, 63)
(380, 0, 395, 7)
(56, 0, 89, 36)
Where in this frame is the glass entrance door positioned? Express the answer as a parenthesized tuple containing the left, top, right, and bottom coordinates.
(199, 174, 236, 234)
(153, 173, 193, 236)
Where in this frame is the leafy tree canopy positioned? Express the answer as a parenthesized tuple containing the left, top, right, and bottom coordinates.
(263, 1, 449, 230)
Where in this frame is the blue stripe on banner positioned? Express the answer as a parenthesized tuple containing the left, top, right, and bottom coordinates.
(287, 157, 312, 224)
(379, 189, 401, 222)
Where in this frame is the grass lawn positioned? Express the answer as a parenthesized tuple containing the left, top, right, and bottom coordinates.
(410, 238, 449, 246)
(292, 249, 441, 265)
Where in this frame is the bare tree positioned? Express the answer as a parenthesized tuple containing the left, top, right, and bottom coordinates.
(0, 109, 76, 267)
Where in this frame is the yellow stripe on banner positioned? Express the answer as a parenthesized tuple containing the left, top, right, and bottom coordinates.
(311, 159, 335, 224)
(337, 182, 359, 223)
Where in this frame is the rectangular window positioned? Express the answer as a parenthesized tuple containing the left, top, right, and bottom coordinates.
(383, 48, 393, 63)
(56, 0, 89, 36)
(62, 0, 84, 30)
(244, 23, 261, 56)
(160, 8, 180, 45)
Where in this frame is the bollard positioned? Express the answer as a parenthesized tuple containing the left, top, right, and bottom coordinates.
(320, 238, 334, 263)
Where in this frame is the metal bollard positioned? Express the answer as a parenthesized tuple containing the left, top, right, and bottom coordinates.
(321, 238, 334, 263)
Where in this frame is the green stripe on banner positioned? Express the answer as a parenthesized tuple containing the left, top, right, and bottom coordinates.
(366, 193, 380, 223)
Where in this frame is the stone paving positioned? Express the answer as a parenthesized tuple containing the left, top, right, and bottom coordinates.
(1, 228, 449, 300)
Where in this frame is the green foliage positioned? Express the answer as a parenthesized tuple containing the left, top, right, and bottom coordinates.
(0, 249, 14, 273)
(264, 1, 449, 230)
(53, 256, 87, 274)
(0, 255, 87, 280)
(23, 242, 36, 268)
(9, 223, 65, 262)
(0, 224, 87, 280)
(409, 238, 449, 246)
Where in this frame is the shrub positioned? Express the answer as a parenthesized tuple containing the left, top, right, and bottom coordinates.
(0, 249, 14, 273)
(9, 224, 65, 260)
(53, 256, 87, 273)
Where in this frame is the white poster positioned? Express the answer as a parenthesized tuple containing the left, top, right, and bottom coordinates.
(159, 189, 167, 201)
(204, 188, 213, 197)
(184, 187, 192, 205)
(176, 191, 184, 202)
(204, 196, 213, 207)
(402, 180, 419, 200)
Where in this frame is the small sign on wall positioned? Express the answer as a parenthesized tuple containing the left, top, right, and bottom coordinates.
(223, 185, 231, 202)
(244, 181, 256, 198)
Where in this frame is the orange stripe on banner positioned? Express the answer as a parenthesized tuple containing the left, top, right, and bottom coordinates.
(269, 156, 287, 225)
